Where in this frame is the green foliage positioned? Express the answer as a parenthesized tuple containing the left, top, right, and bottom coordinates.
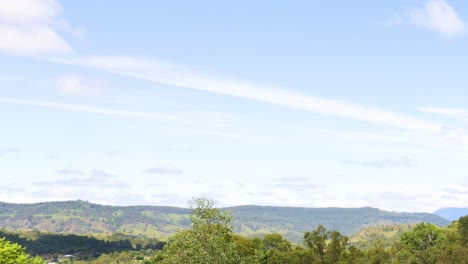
(400, 222, 443, 251)
(458, 215, 468, 245)
(304, 225, 350, 264)
(230, 205, 448, 242)
(73, 250, 158, 264)
(0, 229, 165, 262)
(81, 206, 467, 264)
(0, 237, 45, 264)
(366, 240, 390, 264)
(156, 197, 258, 264)
(350, 224, 414, 249)
(1, 199, 467, 264)
(304, 224, 329, 263)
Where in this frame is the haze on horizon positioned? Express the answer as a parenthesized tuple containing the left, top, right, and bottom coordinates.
(1, 0, 467, 213)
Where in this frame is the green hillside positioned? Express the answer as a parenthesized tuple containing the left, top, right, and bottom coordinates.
(0, 200, 449, 242)
(349, 224, 415, 249)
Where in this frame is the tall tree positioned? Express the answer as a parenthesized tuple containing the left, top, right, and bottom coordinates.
(155, 197, 259, 264)
(304, 225, 329, 264)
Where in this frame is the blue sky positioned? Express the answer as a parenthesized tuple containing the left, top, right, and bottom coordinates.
(1, 0, 468, 212)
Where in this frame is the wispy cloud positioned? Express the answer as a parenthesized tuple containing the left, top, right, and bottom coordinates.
(56, 167, 84, 176)
(152, 192, 189, 206)
(342, 157, 418, 169)
(0, 0, 72, 55)
(0, 147, 20, 157)
(0, 97, 174, 120)
(143, 166, 183, 176)
(0, 184, 25, 194)
(443, 178, 468, 195)
(419, 107, 468, 122)
(33, 169, 130, 188)
(56, 74, 106, 96)
(51, 56, 442, 134)
(409, 0, 466, 37)
(273, 177, 325, 191)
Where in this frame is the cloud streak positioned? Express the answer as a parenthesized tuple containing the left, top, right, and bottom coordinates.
(342, 157, 418, 169)
(0, 147, 20, 157)
(419, 107, 468, 122)
(34, 169, 130, 188)
(56, 167, 84, 176)
(52, 56, 442, 134)
(144, 166, 183, 176)
(0, 97, 174, 120)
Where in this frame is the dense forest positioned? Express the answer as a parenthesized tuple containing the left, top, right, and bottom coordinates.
(1, 198, 467, 263)
(0, 229, 165, 259)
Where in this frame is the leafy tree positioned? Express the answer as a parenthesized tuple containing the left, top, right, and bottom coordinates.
(366, 240, 390, 264)
(400, 223, 443, 251)
(458, 215, 468, 245)
(156, 197, 258, 264)
(304, 224, 329, 263)
(347, 245, 367, 264)
(304, 225, 349, 264)
(326, 230, 348, 263)
(262, 233, 293, 264)
(0, 238, 44, 264)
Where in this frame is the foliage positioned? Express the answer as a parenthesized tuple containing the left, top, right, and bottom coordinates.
(0, 237, 45, 264)
(0, 229, 164, 261)
(155, 197, 258, 264)
(349, 224, 414, 249)
(459, 215, 468, 245)
(400, 222, 443, 251)
(2, 199, 467, 264)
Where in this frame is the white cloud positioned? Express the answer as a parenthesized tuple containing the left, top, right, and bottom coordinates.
(409, 0, 466, 37)
(0, 0, 71, 56)
(51, 56, 443, 134)
(0, 0, 61, 23)
(0, 97, 175, 120)
(0, 24, 70, 56)
(56, 75, 105, 96)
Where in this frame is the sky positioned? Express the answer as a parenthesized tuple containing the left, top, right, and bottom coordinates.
(1, 0, 468, 212)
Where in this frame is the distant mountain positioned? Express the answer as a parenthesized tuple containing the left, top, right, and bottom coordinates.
(0, 200, 450, 242)
(434, 207, 468, 221)
(230, 205, 448, 242)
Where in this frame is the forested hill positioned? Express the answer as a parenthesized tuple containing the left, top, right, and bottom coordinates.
(0, 200, 449, 242)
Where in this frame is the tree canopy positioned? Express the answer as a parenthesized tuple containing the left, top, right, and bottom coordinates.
(0, 238, 44, 264)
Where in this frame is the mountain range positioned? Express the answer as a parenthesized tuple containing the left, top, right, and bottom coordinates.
(0, 200, 450, 242)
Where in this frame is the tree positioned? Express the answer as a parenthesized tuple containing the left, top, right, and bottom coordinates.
(458, 215, 468, 245)
(326, 230, 348, 263)
(304, 225, 350, 264)
(304, 225, 329, 264)
(0, 238, 45, 264)
(262, 233, 293, 264)
(156, 197, 259, 264)
(366, 240, 390, 264)
(400, 222, 443, 251)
